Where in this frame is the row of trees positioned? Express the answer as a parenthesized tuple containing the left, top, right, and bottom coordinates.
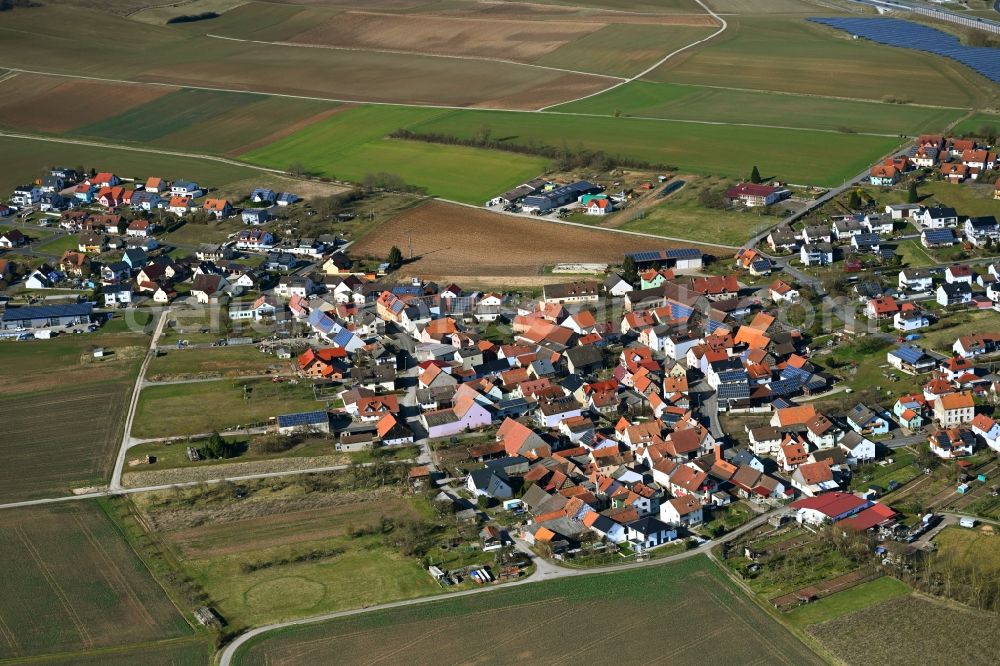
(389, 127, 677, 172)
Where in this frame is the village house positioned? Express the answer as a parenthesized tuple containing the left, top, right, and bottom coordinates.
(542, 281, 600, 305)
(725, 183, 789, 207)
(933, 391, 975, 427)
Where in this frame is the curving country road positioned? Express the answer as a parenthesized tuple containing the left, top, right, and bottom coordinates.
(217, 506, 778, 666)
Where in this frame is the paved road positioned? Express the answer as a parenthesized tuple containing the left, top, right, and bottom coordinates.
(744, 142, 914, 254)
(218, 506, 779, 666)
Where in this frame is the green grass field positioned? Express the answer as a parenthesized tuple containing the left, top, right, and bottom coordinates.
(0, 135, 257, 196)
(650, 15, 994, 108)
(402, 108, 903, 186)
(234, 556, 824, 665)
(554, 80, 966, 135)
(145, 346, 291, 381)
(949, 112, 1000, 137)
(131, 377, 324, 439)
(0, 501, 193, 661)
(535, 24, 716, 78)
(240, 105, 550, 203)
(783, 577, 911, 629)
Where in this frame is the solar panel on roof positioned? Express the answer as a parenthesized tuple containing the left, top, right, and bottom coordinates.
(706, 319, 726, 333)
(665, 248, 702, 259)
(277, 411, 328, 428)
(891, 345, 927, 364)
(718, 382, 751, 400)
(768, 379, 801, 396)
(810, 17, 1000, 84)
(923, 229, 956, 242)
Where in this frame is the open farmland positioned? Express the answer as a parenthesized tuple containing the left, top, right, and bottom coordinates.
(403, 108, 904, 186)
(0, 382, 135, 501)
(0, 333, 145, 501)
(289, 11, 604, 63)
(0, 73, 170, 133)
(0, 501, 192, 661)
(72, 88, 254, 143)
(66, 87, 339, 155)
(650, 15, 995, 108)
(240, 105, 549, 204)
(809, 594, 1000, 664)
(0, 6, 611, 110)
(554, 81, 966, 135)
(135, 479, 445, 630)
(0, 135, 257, 197)
(234, 556, 823, 665)
(131, 377, 324, 439)
(534, 23, 717, 77)
(350, 200, 712, 282)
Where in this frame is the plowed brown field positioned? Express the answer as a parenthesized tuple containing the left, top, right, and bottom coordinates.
(0, 73, 170, 133)
(351, 200, 713, 280)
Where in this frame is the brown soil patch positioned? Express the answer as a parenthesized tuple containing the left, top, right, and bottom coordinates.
(228, 104, 355, 156)
(351, 199, 714, 279)
(289, 11, 604, 62)
(0, 73, 170, 133)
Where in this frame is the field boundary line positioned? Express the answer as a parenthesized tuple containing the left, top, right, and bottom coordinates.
(14, 525, 94, 649)
(205, 34, 626, 81)
(536, 0, 729, 110)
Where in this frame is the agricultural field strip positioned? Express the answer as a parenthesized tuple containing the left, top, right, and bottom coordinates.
(205, 34, 627, 81)
(626, 79, 971, 111)
(537, 0, 728, 110)
(0, 68, 934, 144)
(0, 131, 285, 176)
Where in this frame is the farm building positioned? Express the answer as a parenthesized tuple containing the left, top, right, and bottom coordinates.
(725, 183, 789, 207)
(626, 248, 704, 272)
(521, 181, 598, 214)
(276, 410, 331, 435)
(0, 302, 93, 330)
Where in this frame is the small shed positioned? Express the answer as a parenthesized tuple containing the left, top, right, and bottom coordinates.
(92, 347, 105, 358)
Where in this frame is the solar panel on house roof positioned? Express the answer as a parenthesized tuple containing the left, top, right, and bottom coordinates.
(781, 366, 811, 383)
(1, 302, 94, 321)
(669, 303, 694, 319)
(768, 379, 802, 396)
(810, 17, 1000, 84)
(706, 319, 727, 334)
(772, 398, 794, 410)
(718, 370, 749, 384)
(717, 382, 751, 400)
(923, 229, 956, 242)
(276, 411, 328, 428)
(891, 345, 927, 364)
